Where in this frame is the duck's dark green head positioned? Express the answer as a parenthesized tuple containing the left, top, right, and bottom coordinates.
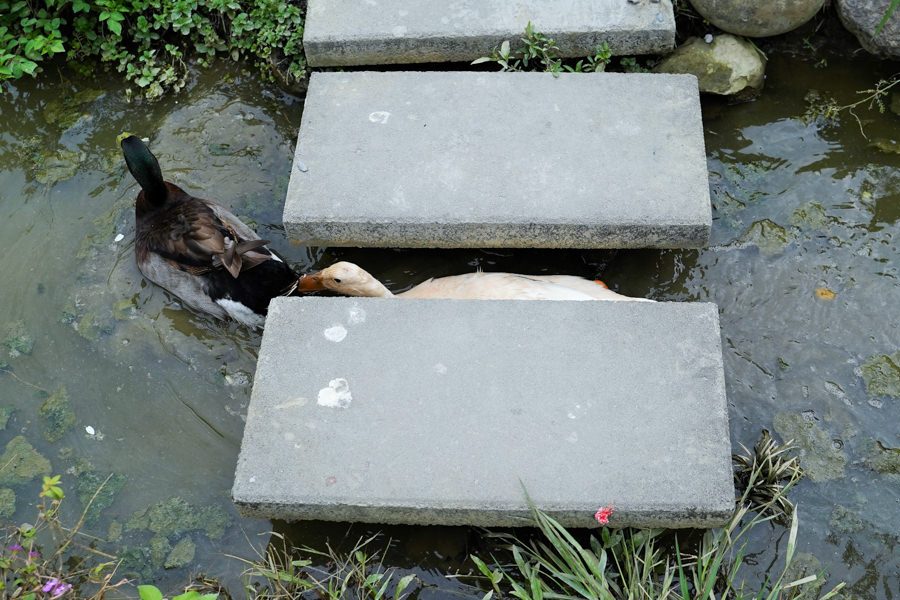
(120, 134, 168, 206)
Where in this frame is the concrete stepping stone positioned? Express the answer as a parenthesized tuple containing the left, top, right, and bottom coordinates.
(284, 71, 711, 249)
(303, 0, 675, 67)
(233, 297, 734, 528)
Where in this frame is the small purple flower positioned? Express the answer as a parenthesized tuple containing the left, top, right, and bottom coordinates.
(51, 582, 73, 598)
(42, 579, 61, 593)
(8, 544, 24, 551)
(29, 551, 41, 558)
(41, 579, 72, 598)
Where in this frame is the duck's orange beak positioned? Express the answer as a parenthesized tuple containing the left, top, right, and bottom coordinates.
(297, 272, 327, 292)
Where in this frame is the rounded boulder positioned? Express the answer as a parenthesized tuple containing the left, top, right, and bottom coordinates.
(689, 0, 825, 37)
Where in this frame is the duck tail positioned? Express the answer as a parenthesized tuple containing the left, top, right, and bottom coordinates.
(119, 134, 168, 206)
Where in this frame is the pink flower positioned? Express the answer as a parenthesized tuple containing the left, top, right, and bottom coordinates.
(594, 502, 615, 525)
(29, 551, 41, 558)
(8, 544, 23, 551)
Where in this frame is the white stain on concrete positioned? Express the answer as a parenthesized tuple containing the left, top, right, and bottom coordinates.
(324, 324, 348, 342)
(391, 25, 407, 37)
(567, 432, 579, 444)
(369, 111, 391, 124)
(434, 362, 448, 374)
(348, 305, 366, 324)
(317, 378, 353, 408)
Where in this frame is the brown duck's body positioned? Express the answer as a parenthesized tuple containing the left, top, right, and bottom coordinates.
(121, 135, 299, 327)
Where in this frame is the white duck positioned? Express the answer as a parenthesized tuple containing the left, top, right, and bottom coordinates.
(296, 261, 654, 301)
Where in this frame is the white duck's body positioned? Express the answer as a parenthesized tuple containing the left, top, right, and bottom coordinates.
(297, 262, 654, 302)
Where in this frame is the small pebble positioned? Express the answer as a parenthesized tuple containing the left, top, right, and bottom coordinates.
(295, 160, 309, 173)
(704, 34, 714, 43)
(85, 425, 96, 435)
(114, 233, 125, 242)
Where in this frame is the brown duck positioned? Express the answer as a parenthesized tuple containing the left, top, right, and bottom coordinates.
(119, 134, 300, 327)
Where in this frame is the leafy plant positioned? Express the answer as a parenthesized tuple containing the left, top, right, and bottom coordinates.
(232, 532, 418, 600)
(472, 23, 612, 75)
(0, 475, 126, 600)
(1, 0, 308, 99)
(803, 74, 900, 138)
(470, 437, 844, 600)
(138, 584, 218, 600)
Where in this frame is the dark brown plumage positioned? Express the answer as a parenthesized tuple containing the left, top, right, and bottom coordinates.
(120, 134, 300, 326)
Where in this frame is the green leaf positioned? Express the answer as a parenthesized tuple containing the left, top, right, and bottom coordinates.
(138, 585, 164, 600)
(107, 19, 122, 35)
(875, 0, 900, 36)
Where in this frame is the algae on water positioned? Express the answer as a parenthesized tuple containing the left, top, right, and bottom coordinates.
(830, 504, 866, 534)
(0, 436, 52, 487)
(0, 487, 15, 519)
(773, 412, 847, 482)
(75, 469, 128, 524)
(0, 405, 14, 430)
(164, 536, 196, 569)
(860, 351, 900, 398)
(39, 385, 76, 442)
(126, 496, 231, 541)
(4, 321, 35, 357)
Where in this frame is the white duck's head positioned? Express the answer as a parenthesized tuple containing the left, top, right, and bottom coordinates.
(297, 261, 393, 297)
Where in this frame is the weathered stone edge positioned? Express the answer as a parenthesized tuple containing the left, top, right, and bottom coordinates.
(233, 498, 734, 529)
(284, 221, 711, 249)
(304, 29, 675, 68)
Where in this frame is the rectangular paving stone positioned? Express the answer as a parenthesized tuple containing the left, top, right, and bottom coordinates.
(233, 297, 734, 528)
(304, 0, 675, 67)
(284, 71, 711, 249)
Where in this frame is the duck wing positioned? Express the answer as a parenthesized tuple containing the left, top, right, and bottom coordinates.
(138, 186, 272, 278)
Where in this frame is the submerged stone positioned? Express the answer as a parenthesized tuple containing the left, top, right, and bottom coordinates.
(860, 351, 900, 398)
(784, 552, 827, 597)
(868, 138, 900, 154)
(33, 149, 84, 185)
(43, 89, 104, 129)
(773, 412, 847, 482)
(4, 321, 35, 357)
(0, 487, 15, 519)
(39, 385, 76, 442)
(864, 440, 900, 475)
(830, 504, 865, 534)
(739, 219, 790, 257)
(0, 436, 52, 487)
(790, 201, 829, 230)
(164, 536, 196, 569)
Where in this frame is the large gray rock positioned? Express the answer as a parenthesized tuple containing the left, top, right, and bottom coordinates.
(653, 35, 765, 98)
(689, 0, 825, 37)
(836, 0, 900, 58)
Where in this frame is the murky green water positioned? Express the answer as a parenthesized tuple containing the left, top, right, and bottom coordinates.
(1, 23, 899, 598)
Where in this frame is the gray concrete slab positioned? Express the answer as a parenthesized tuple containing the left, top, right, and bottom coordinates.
(284, 71, 710, 249)
(303, 0, 675, 67)
(233, 297, 734, 528)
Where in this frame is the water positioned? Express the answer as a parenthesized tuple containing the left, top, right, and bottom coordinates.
(1, 28, 899, 598)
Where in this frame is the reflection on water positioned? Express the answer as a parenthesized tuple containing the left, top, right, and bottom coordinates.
(1, 34, 899, 598)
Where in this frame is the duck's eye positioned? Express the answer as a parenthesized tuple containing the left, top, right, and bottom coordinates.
(332, 278, 342, 283)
